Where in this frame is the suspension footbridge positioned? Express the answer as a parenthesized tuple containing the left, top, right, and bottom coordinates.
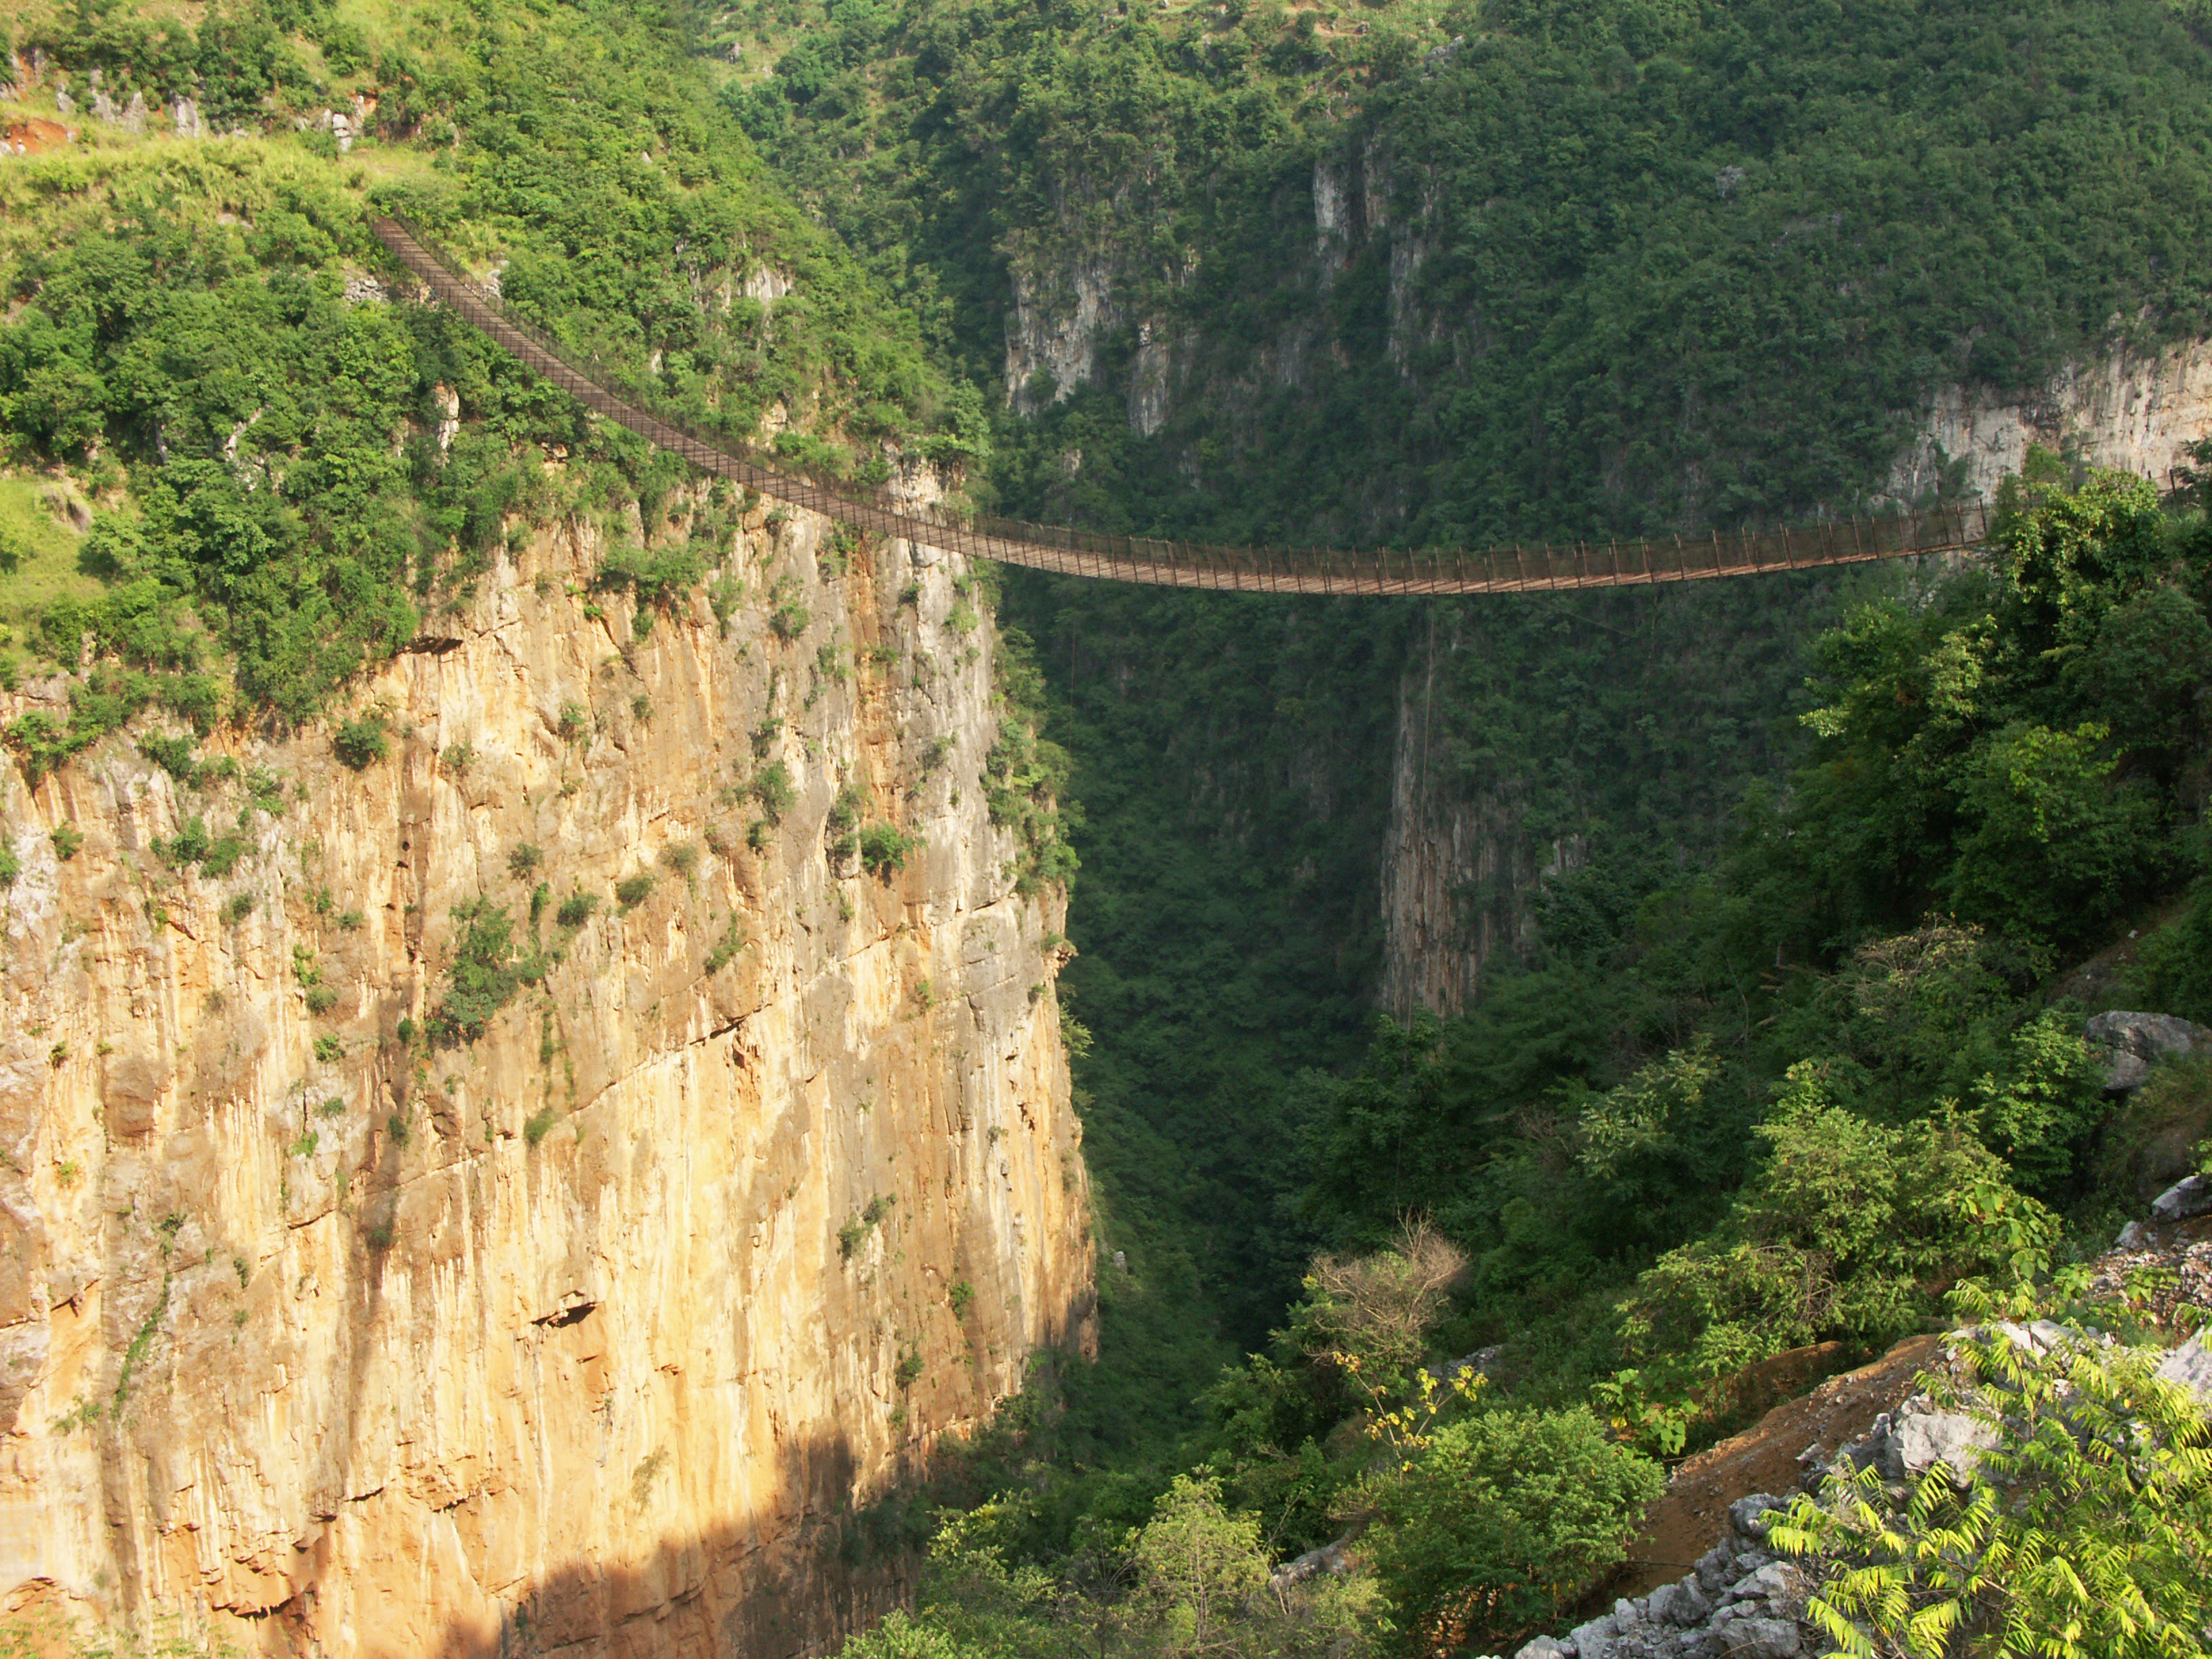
(372, 218, 1991, 596)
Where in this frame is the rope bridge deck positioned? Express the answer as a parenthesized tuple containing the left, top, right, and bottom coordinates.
(370, 217, 1990, 596)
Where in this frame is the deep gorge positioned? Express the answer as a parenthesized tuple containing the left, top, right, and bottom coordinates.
(11, 0, 2212, 1651)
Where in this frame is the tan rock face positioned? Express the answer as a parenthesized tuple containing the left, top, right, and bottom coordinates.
(0, 496, 1094, 1656)
(1890, 339, 2212, 501)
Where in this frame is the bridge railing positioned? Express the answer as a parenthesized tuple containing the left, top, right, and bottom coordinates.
(369, 216, 1992, 595)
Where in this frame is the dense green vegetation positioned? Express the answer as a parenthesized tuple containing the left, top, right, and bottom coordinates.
(724, 0, 2212, 1643)
(0, 0, 964, 747)
(743, 0, 2212, 542)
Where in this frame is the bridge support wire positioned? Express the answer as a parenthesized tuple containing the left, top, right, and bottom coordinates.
(368, 216, 1993, 597)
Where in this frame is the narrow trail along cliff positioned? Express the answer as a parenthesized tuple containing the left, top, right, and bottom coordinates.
(0, 471, 1094, 1653)
(373, 219, 1997, 598)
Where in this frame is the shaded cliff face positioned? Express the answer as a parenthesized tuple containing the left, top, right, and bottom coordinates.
(1375, 580, 1869, 1019)
(0, 494, 1092, 1656)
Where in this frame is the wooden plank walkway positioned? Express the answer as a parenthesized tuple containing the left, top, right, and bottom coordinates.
(371, 217, 1990, 595)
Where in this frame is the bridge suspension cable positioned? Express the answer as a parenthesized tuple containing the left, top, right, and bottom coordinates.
(371, 217, 1990, 596)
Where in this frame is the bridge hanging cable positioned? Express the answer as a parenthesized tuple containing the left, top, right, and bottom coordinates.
(371, 217, 1991, 597)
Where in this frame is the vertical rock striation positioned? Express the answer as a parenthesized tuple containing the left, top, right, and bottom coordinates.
(0, 497, 1093, 1655)
(1890, 340, 2212, 503)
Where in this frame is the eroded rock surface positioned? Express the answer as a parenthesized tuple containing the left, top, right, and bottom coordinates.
(0, 498, 1093, 1655)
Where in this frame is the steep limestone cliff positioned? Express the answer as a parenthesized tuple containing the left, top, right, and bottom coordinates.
(1378, 629, 1554, 1019)
(1889, 339, 2212, 502)
(0, 491, 1093, 1655)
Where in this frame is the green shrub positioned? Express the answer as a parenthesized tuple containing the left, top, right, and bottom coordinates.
(223, 893, 254, 924)
(752, 761, 796, 822)
(442, 741, 474, 774)
(558, 701, 591, 743)
(524, 1107, 558, 1145)
(313, 1036, 344, 1064)
(333, 715, 389, 770)
(660, 841, 700, 881)
(1773, 1327, 2212, 1659)
(770, 578, 811, 640)
(746, 818, 774, 852)
(705, 920, 747, 972)
(631, 693, 654, 724)
(163, 817, 211, 865)
(948, 1280, 975, 1317)
(597, 541, 707, 611)
(839, 1193, 896, 1258)
(507, 844, 543, 880)
(1366, 1406, 1662, 1654)
(159, 815, 249, 876)
(199, 830, 249, 878)
(139, 733, 199, 781)
(305, 985, 337, 1015)
(556, 892, 600, 928)
(2138, 883, 2212, 1025)
(428, 898, 546, 1044)
(0, 844, 22, 887)
(827, 782, 866, 836)
(1618, 1063, 2062, 1378)
(859, 821, 918, 878)
(50, 825, 82, 861)
(3, 712, 94, 785)
(615, 872, 655, 909)
(708, 575, 745, 630)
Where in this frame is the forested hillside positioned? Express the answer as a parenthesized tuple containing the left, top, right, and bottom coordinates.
(739, 0, 2212, 540)
(1, 0, 970, 750)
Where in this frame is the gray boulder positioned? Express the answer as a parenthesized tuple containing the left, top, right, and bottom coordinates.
(1718, 1620, 1801, 1658)
(1267, 1532, 1352, 1594)
(2085, 1010, 2212, 1093)
(1724, 1561, 1805, 1607)
(1726, 1494, 1783, 1541)
(2151, 1173, 2212, 1223)
(1880, 1397, 1999, 1485)
(1514, 1639, 1573, 1659)
(1695, 1544, 1733, 1594)
(1649, 1579, 1714, 1627)
(2155, 1328, 2212, 1406)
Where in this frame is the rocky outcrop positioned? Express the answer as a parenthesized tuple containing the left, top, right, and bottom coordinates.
(1889, 340, 2212, 503)
(1006, 257, 1123, 415)
(2085, 1009, 2212, 1094)
(1514, 1496, 1809, 1659)
(0, 493, 1092, 1654)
